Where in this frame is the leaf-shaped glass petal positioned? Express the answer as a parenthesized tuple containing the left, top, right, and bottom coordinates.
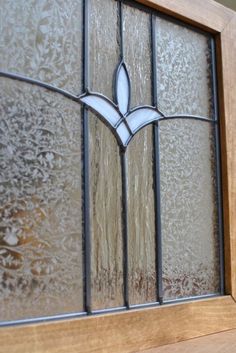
(127, 108, 161, 134)
(80, 94, 121, 127)
(116, 63, 130, 115)
(116, 122, 131, 146)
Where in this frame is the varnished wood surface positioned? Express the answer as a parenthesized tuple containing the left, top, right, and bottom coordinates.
(138, 328, 236, 353)
(136, 0, 234, 32)
(1, 296, 236, 353)
(219, 13, 236, 299)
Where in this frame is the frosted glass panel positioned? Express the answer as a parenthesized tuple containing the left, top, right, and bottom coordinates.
(0, 78, 83, 321)
(123, 4, 156, 304)
(0, 0, 82, 93)
(89, 0, 123, 310)
(156, 17, 213, 118)
(159, 119, 220, 300)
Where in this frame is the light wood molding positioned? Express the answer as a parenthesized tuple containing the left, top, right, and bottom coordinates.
(136, 0, 235, 32)
(1, 296, 236, 353)
(219, 13, 236, 299)
(138, 328, 236, 353)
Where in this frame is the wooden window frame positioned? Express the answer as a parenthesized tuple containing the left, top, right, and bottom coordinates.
(0, 0, 236, 352)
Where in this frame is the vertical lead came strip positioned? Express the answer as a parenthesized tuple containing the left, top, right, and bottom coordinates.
(119, 0, 129, 308)
(121, 150, 129, 308)
(82, 0, 91, 314)
(119, 0, 124, 60)
(151, 14, 163, 304)
(211, 37, 225, 295)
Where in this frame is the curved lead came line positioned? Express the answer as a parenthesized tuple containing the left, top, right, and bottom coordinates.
(126, 104, 164, 117)
(160, 114, 215, 123)
(0, 70, 128, 147)
(124, 118, 161, 146)
(0, 71, 79, 102)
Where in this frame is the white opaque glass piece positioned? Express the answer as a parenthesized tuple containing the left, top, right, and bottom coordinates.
(80, 95, 121, 127)
(116, 64, 130, 115)
(116, 122, 131, 146)
(127, 108, 161, 133)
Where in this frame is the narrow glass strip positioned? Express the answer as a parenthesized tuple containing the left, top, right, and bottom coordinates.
(210, 37, 225, 294)
(89, 0, 122, 310)
(82, 0, 91, 314)
(124, 3, 156, 305)
(151, 14, 163, 304)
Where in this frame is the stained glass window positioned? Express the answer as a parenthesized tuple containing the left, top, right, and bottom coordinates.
(0, 0, 223, 324)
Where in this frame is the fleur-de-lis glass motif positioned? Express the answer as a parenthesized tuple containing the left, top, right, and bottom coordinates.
(80, 61, 163, 147)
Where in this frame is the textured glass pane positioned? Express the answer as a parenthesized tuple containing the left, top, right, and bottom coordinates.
(0, 78, 83, 321)
(89, 0, 119, 101)
(0, 0, 82, 93)
(159, 119, 220, 300)
(127, 128, 156, 305)
(156, 16, 213, 118)
(123, 5, 152, 108)
(123, 4, 156, 304)
(89, 0, 123, 310)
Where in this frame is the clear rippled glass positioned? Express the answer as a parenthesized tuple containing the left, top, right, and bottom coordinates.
(89, 0, 123, 310)
(123, 4, 157, 305)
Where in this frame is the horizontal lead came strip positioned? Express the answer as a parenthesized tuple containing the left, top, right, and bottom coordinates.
(163, 293, 222, 305)
(0, 294, 222, 327)
(92, 302, 161, 315)
(0, 311, 87, 328)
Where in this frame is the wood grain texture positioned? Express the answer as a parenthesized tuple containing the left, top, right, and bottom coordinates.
(219, 14, 236, 299)
(1, 296, 236, 353)
(136, 0, 234, 33)
(138, 328, 236, 353)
